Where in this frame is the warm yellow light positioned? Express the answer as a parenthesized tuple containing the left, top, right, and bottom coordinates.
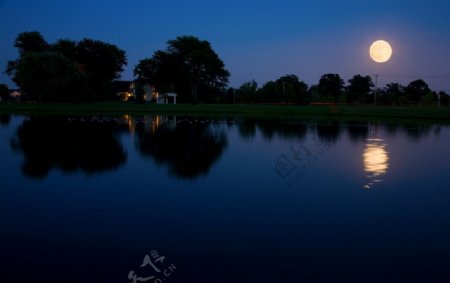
(363, 140, 389, 177)
(123, 114, 135, 135)
(370, 40, 392, 63)
(152, 116, 160, 134)
(363, 137, 390, 189)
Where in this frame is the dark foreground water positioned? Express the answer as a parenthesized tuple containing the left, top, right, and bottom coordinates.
(1, 115, 450, 283)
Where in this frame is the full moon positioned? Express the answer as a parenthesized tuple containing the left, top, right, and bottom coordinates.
(370, 40, 392, 63)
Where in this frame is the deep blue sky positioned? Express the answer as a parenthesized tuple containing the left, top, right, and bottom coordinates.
(1, 0, 450, 91)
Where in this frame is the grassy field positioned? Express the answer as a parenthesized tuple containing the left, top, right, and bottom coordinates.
(0, 102, 449, 123)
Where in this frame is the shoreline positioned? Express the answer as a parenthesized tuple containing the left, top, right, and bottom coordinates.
(1, 102, 449, 124)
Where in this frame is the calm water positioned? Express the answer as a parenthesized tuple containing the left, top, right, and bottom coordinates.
(1, 115, 450, 283)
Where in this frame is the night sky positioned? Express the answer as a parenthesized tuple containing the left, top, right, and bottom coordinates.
(1, 0, 450, 91)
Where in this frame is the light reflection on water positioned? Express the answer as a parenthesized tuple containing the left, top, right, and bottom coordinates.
(363, 138, 390, 189)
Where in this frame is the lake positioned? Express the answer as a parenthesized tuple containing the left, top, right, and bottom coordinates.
(1, 114, 450, 283)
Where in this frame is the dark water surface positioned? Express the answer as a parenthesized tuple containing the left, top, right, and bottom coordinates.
(1, 115, 450, 283)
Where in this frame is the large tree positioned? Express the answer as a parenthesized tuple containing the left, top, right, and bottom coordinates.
(346, 75, 374, 103)
(5, 31, 49, 82)
(134, 51, 175, 94)
(14, 31, 49, 55)
(405, 79, 430, 103)
(257, 75, 309, 104)
(5, 31, 127, 102)
(260, 81, 279, 103)
(438, 91, 449, 106)
(14, 52, 89, 102)
(238, 80, 258, 103)
(76, 38, 127, 100)
(275, 74, 309, 104)
(50, 39, 78, 61)
(0, 84, 9, 101)
(317, 74, 344, 102)
(134, 36, 230, 103)
(380, 83, 405, 105)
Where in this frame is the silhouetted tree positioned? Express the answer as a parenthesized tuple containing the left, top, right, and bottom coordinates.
(223, 87, 236, 104)
(134, 36, 229, 103)
(346, 75, 374, 103)
(255, 75, 309, 104)
(13, 31, 49, 55)
(405, 79, 430, 104)
(50, 39, 78, 61)
(5, 32, 127, 102)
(260, 81, 279, 103)
(134, 81, 145, 104)
(380, 83, 405, 105)
(317, 74, 344, 102)
(308, 84, 319, 102)
(238, 80, 258, 103)
(5, 31, 49, 83)
(438, 91, 449, 106)
(0, 84, 9, 102)
(276, 75, 309, 105)
(420, 91, 438, 105)
(134, 51, 174, 95)
(76, 38, 127, 100)
(13, 52, 89, 102)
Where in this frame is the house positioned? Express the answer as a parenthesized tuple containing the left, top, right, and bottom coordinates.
(113, 80, 151, 101)
(142, 84, 153, 102)
(112, 80, 134, 101)
(113, 80, 177, 104)
(9, 90, 22, 101)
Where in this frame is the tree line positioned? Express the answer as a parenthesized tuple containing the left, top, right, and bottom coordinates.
(3, 31, 449, 105)
(230, 74, 449, 106)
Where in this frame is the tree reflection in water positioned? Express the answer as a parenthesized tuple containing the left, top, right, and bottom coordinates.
(235, 118, 308, 141)
(346, 122, 369, 142)
(315, 121, 341, 143)
(0, 115, 11, 126)
(135, 116, 228, 180)
(12, 117, 127, 178)
(403, 124, 433, 140)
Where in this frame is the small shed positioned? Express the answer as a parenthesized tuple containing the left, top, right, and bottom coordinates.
(156, 93, 177, 104)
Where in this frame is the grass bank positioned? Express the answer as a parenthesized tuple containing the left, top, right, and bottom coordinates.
(0, 102, 449, 123)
